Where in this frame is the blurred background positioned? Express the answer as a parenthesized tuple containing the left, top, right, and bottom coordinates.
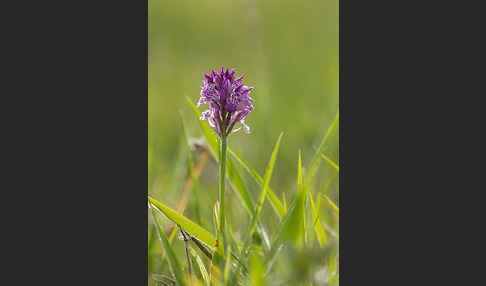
(149, 0, 338, 284)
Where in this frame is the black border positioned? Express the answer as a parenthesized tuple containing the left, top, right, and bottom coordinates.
(5, 0, 149, 284)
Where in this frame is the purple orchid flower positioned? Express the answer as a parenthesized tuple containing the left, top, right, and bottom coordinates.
(197, 66, 254, 136)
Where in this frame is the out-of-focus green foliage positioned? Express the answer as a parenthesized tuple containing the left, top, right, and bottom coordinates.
(149, 0, 339, 190)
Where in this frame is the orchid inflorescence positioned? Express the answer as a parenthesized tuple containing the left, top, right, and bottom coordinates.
(197, 66, 254, 137)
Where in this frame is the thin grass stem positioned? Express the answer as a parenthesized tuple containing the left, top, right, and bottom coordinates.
(180, 227, 192, 282)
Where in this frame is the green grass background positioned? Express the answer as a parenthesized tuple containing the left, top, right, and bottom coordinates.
(149, 0, 338, 284)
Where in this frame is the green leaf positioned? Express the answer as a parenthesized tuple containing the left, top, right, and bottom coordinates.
(160, 226, 178, 267)
(152, 273, 176, 285)
(149, 196, 217, 249)
(297, 150, 307, 246)
(298, 150, 303, 190)
(226, 222, 250, 281)
(148, 224, 157, 272)
(309, 193, 327, 246)
(322, 195, 339, 214)
(150, 207, 186, 286)
(248, 132, 284, 236)
(228, 148, 286, 218)
(264, 244, 283, 277)
(223, 247, 232, 286)
(282, 192, 287, 213)
(249, 253, 264, 286)
(271, 151, 307, 247)
(226, 158, 255, 215)
(321, 153, 339, 172)
(266, 195, 305, 268)
(190, 247, 210, 286)
(305, 111, 339, 189)
(275, 194, 304, 243)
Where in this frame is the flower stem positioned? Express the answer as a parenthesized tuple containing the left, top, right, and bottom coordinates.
(218, 132, 227, 249)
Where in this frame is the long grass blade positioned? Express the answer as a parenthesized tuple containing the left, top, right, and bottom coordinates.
(305, 111, 339, 189)
(223, 247, 232, 286)
(309, 193, 327, 246)
(190, 247, 210, 286)
(322, 194, 339, 214)
(228, 148, 285, 218)
(298, 150, 306, 246)
(148, 224, 157, 272)
(149, 196, 217, 250)
(160, 226, 179, 268)
(320, 153, 339, 172)
(282, 192, 287, 213)
(150, 207, 186, 286)
(226, 158, 255, 214)
(270, 151, 307, 248)
(248, 132, 283, 236)
(263, 244, 283, 277)
(152, 273, 176, 285)
(249, 253, 264, 286)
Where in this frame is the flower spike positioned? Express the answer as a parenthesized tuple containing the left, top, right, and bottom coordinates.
(197, 66, 254, 136)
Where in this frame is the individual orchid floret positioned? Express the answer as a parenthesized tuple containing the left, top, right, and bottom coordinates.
(197, 66, 254, 137)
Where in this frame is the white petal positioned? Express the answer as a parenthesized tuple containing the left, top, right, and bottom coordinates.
(208, 117, 216, 128)
(196, 97, 206, 108)
(241, 120, 250, 134)
(200, 110, 211, 121)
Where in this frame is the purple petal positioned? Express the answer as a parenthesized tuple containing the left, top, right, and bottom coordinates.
(202, 73, 212, 82)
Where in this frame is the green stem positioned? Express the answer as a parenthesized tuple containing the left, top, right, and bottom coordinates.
(219, 132, 228, 249)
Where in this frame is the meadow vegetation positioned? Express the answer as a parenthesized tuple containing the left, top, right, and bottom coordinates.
(149, 0, 338, 285)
